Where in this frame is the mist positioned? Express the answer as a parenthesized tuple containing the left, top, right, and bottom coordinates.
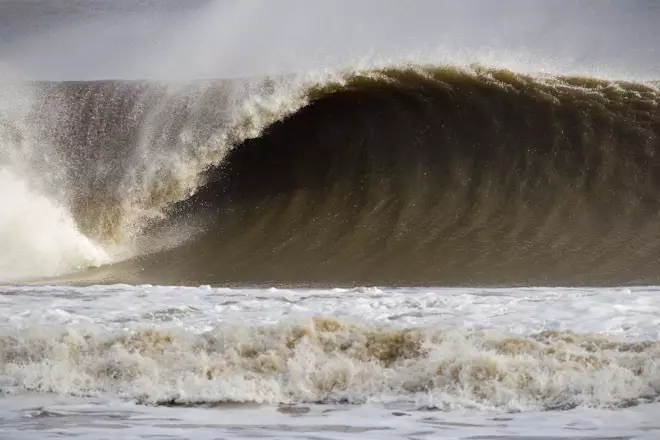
(1, 0, 659, 80)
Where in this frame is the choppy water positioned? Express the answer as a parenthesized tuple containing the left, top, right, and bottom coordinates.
(2, 284, 659, 439)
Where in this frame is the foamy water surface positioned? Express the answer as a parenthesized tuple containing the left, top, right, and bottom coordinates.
(1, 285, 660, 439)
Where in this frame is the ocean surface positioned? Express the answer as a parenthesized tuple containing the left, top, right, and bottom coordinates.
(2, 284, 660, 439)
(3, 2, 660, 439)
(2, 62, 660, 440)
(2, 64, 660, 440)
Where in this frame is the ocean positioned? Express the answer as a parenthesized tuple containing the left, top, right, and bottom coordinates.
(2, 2, 660, 439)
(2, 285, 660, 439)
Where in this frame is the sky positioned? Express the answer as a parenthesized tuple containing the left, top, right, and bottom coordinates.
(0, 0, 659, 80)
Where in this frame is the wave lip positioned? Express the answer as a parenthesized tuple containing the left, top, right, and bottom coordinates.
(4, 64, 660, 286)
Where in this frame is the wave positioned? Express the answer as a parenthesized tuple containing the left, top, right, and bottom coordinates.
(2, 318, 659, 410)
(2, 64, 660, 285)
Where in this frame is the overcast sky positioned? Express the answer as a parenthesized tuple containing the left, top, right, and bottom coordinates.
(1, 0, 659, 80)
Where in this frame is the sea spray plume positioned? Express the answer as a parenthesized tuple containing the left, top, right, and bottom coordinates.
(0, 83, 108, 281)
(31, 75, 328, 249)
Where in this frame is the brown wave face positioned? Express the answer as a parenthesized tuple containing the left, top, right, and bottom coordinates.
(30, 66, 660, 286)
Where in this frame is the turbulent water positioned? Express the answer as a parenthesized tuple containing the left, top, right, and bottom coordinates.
(1, 64, 660, 286)
(2, 285, 660, 440)
(3, 62, 660, 439)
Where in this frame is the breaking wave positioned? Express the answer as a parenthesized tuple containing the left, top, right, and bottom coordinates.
(1, 64, 660, 285)
(2, 318, 659, 410)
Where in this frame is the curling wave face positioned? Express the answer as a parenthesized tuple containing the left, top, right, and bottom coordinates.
(3, 64, 660, 285)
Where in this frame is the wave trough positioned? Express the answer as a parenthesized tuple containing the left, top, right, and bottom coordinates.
(2, 64, 660, 286)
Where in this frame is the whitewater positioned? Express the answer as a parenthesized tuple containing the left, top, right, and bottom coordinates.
(2, 284, 660, 439)
(3, 1, 660, 439)
(2, 64, 660, 440)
